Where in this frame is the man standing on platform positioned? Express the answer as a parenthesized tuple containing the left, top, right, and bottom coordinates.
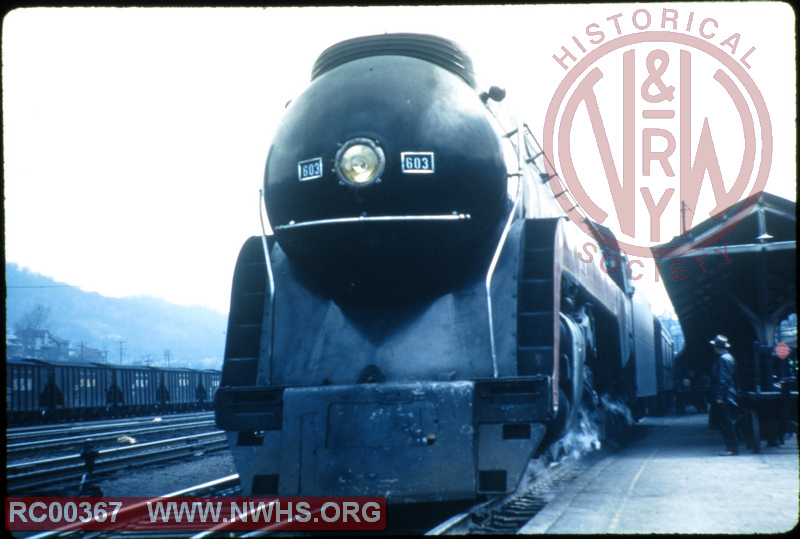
(710, 335, 739, 456)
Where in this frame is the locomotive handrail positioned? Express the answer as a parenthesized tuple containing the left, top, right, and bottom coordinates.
(258, 188, 276, 326)
(272, 213, 472, 231)
(485, 122, 524, 378)
(523, 124, 558, 183)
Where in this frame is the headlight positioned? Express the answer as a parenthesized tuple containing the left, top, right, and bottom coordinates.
(335, 138, 385, 186)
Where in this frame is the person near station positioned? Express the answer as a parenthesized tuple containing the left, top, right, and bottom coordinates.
(196, 383, 208, 404)
(81, 439, 99, 477)
(78, 439, 101, 495)
(710, 335, 739, 456)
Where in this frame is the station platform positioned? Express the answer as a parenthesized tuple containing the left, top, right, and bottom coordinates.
(519, 413, 799, 534)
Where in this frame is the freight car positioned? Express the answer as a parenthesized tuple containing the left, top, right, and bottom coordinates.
(6, 358, 221, 425)
(216, 33, 670, 504)
(640, 316, 676, 416)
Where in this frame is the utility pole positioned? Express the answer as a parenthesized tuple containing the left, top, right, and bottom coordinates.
(164, 349, 171, 368)
(680, 201, 694, 236)
(118, 341, 126, 365)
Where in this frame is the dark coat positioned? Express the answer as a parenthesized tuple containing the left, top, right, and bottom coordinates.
(712, 351, 737, 403)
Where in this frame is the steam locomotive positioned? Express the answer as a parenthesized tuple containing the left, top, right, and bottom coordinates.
(215, 33, 671, 504)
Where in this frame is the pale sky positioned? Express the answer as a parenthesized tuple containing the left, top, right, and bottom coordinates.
(4, 4, 796, 316)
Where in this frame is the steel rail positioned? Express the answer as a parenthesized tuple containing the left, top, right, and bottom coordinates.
(7, 431, 228, 493)
(8, 412, 215, 442)
(24, 475, 242, 539)
(7, 421, 217, 456)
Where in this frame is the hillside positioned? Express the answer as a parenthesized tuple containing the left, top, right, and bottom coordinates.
(5, 263, 228, 370)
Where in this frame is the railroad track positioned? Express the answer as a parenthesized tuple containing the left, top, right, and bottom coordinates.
(8, 412, 215, 445)
(24, 475, 243, 539)
(7, 419, 218, 458)
(427, 418, 639, 535)
(427, 457, 590, 534)
(13, 416, 629, 536)
(7, 431, 229, 494)
(14, 455, 591, 537)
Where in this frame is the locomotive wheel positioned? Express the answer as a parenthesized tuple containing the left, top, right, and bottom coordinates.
(554, 387, 571, 438)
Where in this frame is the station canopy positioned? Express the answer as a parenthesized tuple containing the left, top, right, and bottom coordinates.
(656, 192, 796, 367)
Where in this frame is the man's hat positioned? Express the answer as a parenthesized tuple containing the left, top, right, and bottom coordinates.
(709, 335, 731, 348)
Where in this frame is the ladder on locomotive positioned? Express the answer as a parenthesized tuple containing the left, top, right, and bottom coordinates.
(513, 125, 560, 380)
(517, 219, 560, 379)
(222, 236, 268, 387)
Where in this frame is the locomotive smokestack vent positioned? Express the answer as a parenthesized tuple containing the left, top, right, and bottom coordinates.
(311, 33, 477, 88)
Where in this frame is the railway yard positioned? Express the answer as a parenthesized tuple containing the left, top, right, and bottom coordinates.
(7, 412, 231, 497)
(6, 410, 797, 536)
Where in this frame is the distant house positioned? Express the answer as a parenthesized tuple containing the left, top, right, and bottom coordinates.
(12, 328, 71, 361)
(76, 344, 107, 363)
(6, 332, 25, 359)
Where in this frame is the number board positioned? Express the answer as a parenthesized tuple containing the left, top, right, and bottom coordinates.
(401, 152, 434, 174)
(298, 157, 324, 181)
